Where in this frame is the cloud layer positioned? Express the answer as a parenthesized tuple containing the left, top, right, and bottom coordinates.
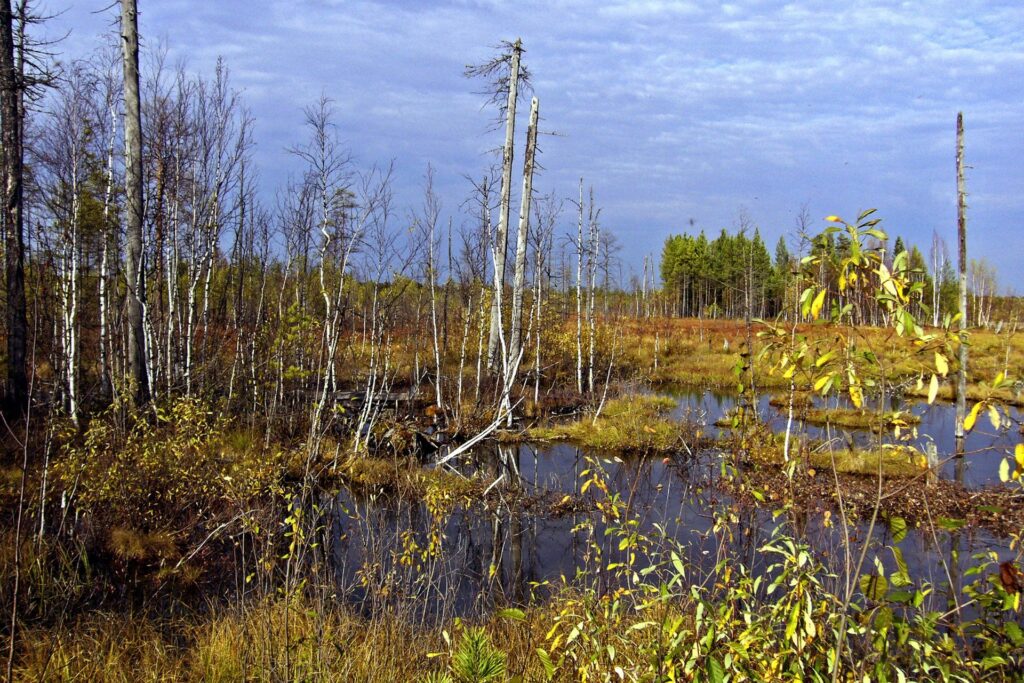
(50, 0, 1024, 289)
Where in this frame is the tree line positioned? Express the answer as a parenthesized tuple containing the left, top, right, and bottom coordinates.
(660, 216, 1006, 328)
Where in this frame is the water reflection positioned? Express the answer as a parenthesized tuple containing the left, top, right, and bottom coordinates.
(329, 435, 1011, 620)
(660, 387, 1021, 488)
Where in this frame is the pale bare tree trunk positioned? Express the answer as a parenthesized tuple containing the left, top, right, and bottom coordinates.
(486, 39, 522, 369)
(575, 178, 583, 394)
(456, 294, 471, 422)
(955, 112, 968, 446)
(508, 96, 538, 366)
(121, 0, 149, 404)
(427, 201, 442, 411)
(587, 190, 599, 394)
(99, 102, 117, 402)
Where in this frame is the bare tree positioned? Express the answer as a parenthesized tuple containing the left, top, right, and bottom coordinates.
(508, 95, 539, 366)
(466, 39, 529, 370)
(120, 0, 149, 404)
(954, 112, 968, 447)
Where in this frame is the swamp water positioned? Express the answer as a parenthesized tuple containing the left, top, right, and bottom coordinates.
(330, 391, 1020, 621)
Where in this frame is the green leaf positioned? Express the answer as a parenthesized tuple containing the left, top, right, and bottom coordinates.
(860, 573, 889, 601)
(889, 517, 908, 544)
(708, 657, 725, 683)
(671, 551, 686, 578)
(937, 517, 966, 531)
(536, 648, 555, 679)
(497, 608, 526, 621)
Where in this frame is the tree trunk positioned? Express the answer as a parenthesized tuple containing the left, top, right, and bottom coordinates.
(955, 112, 968, 446)
(0, 0, 26, 413)
(508, 96, 538, 366)
(121, 0, 149, 405)
(486, 38, 522, 369)
(575, 178, 583, 394)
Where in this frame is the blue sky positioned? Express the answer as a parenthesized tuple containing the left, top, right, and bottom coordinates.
(46, 0, 1024, 290)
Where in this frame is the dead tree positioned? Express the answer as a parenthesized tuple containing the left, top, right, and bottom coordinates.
(508, 95, 539, 366)
(465, 39, 528, 370)
(120, 0, 149, 404)
(955, 112, 968, 448)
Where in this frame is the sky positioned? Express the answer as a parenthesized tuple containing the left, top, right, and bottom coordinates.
(42, 0, 1024, 290)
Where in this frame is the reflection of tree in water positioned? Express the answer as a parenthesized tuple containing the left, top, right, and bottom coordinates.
(326, 431, 1005, 625)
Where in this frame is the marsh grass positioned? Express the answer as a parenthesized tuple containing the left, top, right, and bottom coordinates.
(527, 395, 684, 453)
(337, 456, 482, 499)
(798, 407, 921, 431)
(729, 423, 927, 477)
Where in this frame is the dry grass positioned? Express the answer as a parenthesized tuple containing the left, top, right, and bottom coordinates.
(798, 408, 920, 431)
(11, 597, 561, 682)
(615, 317, 1024, 402)
(337, 456, 482, 499)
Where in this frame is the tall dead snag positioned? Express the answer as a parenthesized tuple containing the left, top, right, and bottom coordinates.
(508, 95, 538, 367)
(954, 112, 968, 449)
(466, 38, 526, 371)
(121, 0, 149, 404)
(575, 178, 584, 394)
(0, 0, 26, 413)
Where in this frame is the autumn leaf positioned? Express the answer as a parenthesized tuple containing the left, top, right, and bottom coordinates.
(988, 404, 1001, 430)
(810, 288, 827, 320)
(964, 401, 983, 433)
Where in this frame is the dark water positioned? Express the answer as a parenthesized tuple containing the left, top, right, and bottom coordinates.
(331, 434, 1013, 621)
(663, 387, 1022, 488)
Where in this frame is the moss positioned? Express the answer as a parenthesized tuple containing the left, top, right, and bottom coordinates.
(806, 444, 927, 477)
(768, 392, 814, 410)
(527, 395, 684, 453)
(337, 456, 481, 500)
(737, 427, 926, 478)
(799, 408, 920, 431)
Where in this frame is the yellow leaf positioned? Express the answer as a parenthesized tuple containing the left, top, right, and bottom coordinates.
(935, 352, 948, 376)
(927, 373, 938, 405)
(964, 401, 982, 433)
(1015, 444, 1024, 470)
(849, 385, 863, 408)
(814, 374, 830, 392)
(810, 288, 827, 320)
(988, 405, 1001, 430)
(825, 215, 841, 223)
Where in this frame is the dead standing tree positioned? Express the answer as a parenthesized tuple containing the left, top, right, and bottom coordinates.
(954, 112, 968, 454)
(508, 95, 539, 367)
(465, 38, 530, 373)
(120, 0, 149, 404)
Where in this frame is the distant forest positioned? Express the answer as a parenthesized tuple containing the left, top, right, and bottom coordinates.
(661, 221, 1004, 327)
